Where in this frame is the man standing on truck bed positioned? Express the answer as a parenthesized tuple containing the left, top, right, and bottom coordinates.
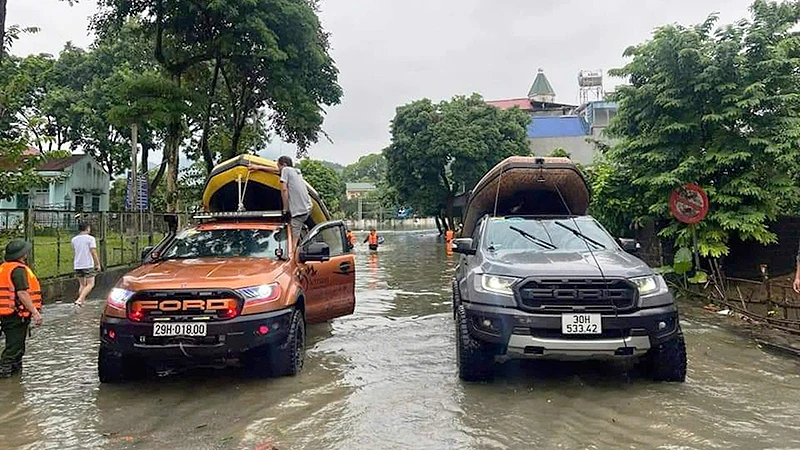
(0, 239, 43, 378)
(250, 156, 313, 245)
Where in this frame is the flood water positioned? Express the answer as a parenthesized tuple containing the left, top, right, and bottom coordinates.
(2, 230, 800, 449)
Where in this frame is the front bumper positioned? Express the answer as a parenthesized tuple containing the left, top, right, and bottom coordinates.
(99, 308, 293, 363)
(462, 301, 680, 360)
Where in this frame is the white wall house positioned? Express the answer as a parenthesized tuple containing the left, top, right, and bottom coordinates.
(0, 153, 110, 211)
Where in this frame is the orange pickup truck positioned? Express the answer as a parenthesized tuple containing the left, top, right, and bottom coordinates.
(98, 210, 356, 382)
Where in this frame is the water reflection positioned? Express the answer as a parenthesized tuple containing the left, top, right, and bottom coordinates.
(1, 230, 799, 449)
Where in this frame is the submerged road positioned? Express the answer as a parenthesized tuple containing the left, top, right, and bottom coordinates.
(1, 230, 800, 449)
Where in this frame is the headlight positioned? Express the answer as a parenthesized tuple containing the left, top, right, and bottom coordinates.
(480, 274, 519, 296)
(238, 283, 282, 306)
(632, 275, 666, 297)
(107, 288, 134, 309)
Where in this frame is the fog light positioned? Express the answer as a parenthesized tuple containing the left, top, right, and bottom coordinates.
(482, 319, 492, 328)
(257, 325, 270, 335)
(658, 321, 666, 330)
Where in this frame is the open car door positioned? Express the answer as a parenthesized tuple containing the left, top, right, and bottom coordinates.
(298, 220, 356, 323)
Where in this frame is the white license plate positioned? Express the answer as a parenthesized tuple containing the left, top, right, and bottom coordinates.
(561, 313, 602, 334)
(153, 322, 207, 337)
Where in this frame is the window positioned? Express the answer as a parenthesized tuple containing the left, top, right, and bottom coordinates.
(16, 194, 29, 209)
(162, 227, 287, 259)
(92, 196, 101, 212)
(75, 195, 84, 212)
(483, 217, 618, 253)
(306, 225, 346, 257)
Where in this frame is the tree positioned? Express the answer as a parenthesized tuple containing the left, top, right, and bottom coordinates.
(93, 0, 342, 175)
(548, 147, 571, 158)
(606, 0, 800, 257)
(384, 93, 531, 227)
(343, 153, 386, 183)
(297, 159, 345, 213)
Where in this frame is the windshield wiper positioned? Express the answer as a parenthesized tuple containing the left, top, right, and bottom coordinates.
(554, 221, 606, 249)
(509, 226, 557, 250)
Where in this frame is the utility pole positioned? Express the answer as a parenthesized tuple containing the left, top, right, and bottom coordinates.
(131, 123, 139, 257)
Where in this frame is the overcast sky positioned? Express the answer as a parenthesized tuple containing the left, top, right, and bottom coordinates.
(9, 0, 755, 166)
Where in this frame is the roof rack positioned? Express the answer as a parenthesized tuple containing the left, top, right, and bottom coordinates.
(193, 210, 284, 221)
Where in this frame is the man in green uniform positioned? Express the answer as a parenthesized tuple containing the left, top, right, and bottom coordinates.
(0, 239, 43, 378)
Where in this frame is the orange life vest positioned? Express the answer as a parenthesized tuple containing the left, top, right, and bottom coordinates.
(347, 232, 357, 245)
(368, 233, 378, 245)
(0, 261, 42, 317)
(445, 230, 454, 242)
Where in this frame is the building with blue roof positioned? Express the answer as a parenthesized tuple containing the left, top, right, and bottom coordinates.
(486, 69, 617, 165)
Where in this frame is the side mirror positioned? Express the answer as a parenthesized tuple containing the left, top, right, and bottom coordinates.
(141, 246, 154, 261)
(619, 238, 641, 253)
(300, 241, 330, 263)
(452, 238, 476, 255)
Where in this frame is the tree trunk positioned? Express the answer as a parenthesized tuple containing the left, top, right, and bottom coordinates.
(0, 0, 7, 63)
(446, 196, 455, 230)
(165, 121, 180, 212)
(434, 215, 443, 235)
(150, 159, 167, 194)
(199, 57, 221, 174)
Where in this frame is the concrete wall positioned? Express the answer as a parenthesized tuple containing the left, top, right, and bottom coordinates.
(529, 136, 596, 165)
(40, 264, 132, 304)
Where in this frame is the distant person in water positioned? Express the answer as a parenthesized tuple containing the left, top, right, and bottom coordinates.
(364, 229, 380, 251)
(346, 229, 356, 251)
(72, 221, 101, 307)
(249, 156, 312, 245)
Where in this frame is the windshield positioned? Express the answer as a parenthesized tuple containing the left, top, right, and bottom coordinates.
(483, 217, 618, 253)
(161, 227, 287, 259)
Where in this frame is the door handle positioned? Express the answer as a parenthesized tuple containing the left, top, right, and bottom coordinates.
(338, 262, 351, 273)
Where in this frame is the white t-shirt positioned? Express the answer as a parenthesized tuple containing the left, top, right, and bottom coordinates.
(72, 234, 97, 270)
(280, 167, 312, 217)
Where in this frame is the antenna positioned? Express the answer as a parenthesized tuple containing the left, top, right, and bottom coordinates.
(492, 162, 507, 217)
(553, 182, 629, 354)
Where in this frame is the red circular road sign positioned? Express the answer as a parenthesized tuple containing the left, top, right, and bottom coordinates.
(670, 183, 709, 224)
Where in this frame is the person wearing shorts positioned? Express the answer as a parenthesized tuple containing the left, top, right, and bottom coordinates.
(72, 222, 101, 307)
(249, 156, 313, 246)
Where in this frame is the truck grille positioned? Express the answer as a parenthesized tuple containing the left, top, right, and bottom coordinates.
(515, 278, 637, 313)
(129, 289, 243, 322)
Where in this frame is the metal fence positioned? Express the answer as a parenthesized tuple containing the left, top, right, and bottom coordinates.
(0, 209, 189, 279)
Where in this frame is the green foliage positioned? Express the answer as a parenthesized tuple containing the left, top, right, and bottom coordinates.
(343, 153, 387, 183)
(606, 1, 800, 257)
(584, 157, 644, 237)
(94, 0, 342, 160)
(297, 159, 345, 213)
(672, 248, 693, 275)
(548, 147, 571, 158)
(384, 93, 531, 223)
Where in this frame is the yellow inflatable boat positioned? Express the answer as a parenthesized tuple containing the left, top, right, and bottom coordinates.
(202, 154, 331, 226)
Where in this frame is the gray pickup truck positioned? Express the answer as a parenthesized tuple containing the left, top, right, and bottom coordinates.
(452, 157, 687, 382)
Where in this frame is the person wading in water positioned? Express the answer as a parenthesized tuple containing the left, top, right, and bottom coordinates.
(364, 229, 380, 252)
(0, 239, 43, 378)
(72, 221, 101, 307)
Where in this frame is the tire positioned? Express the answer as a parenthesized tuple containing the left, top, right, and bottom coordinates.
(98, 348, 146, 383)
(452, 281, 462, 320)
(455, 304, 495, 382)
(644, 332, 687, 382)
(258, 309, 306, 378)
